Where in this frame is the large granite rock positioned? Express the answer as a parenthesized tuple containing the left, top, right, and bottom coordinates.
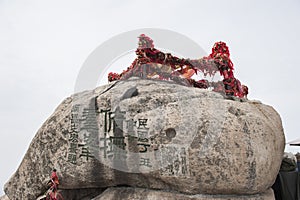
(4, 78, 285, 199)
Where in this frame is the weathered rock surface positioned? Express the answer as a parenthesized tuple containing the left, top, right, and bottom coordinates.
(0, 195, 10, 200)
(94, 187, 275, 200)
(4, 78, 285, 199)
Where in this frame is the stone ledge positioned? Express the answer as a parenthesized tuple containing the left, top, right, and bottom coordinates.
(94, 187, 275, 200)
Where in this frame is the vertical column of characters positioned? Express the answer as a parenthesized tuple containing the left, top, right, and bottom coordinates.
(67, 104, 80, 164)
(99, 108, 114, 159)
(77, 98, 98, 162)
(160, 146, 189, 176)
(99, 107, 128, 161)
(137, 119, 152, 168)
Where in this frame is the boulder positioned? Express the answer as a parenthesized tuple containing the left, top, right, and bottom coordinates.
(93, 187, 275, 200)
(4, 78, 285, 199)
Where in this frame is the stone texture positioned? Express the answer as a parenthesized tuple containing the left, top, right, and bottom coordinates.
(94, 187, 275, 200)
(0, 195, 10, 200)
(4, 78, 285, 199)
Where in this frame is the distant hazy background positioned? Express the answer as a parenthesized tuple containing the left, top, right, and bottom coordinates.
(1, 0, 300, 195)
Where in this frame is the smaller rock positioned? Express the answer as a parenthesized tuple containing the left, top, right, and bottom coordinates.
(93, 187, 275, 200)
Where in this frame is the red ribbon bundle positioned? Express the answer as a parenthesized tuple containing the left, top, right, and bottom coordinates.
(107, 34, 248, 98)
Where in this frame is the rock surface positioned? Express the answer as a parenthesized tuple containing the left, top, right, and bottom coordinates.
(4, 78, 285, 199)
(0, 195, 9, 200)
(94, 187, 275, 200)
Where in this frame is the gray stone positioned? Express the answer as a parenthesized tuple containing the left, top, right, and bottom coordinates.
(93, 187, 275, 200)
(0, 195, 10, 200)
(4, 78, 285, 199)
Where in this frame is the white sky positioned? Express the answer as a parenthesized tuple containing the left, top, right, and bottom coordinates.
(1, 0, 300, 195)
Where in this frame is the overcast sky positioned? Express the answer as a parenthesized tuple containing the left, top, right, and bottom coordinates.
(1, 0, 300, 196)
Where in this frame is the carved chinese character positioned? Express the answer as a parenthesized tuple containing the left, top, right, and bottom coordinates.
(69, 143, 78, 154)
(137, 119, 148, 129)
(100, 109, 114, 133)
(137, 137, 151, 153)
(79, 144, 94, 161)
(140, 158, 152, 167)
(67, 153, 77, 164)
(69, 134, 78, 143)
(99, 135, 112, 158)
